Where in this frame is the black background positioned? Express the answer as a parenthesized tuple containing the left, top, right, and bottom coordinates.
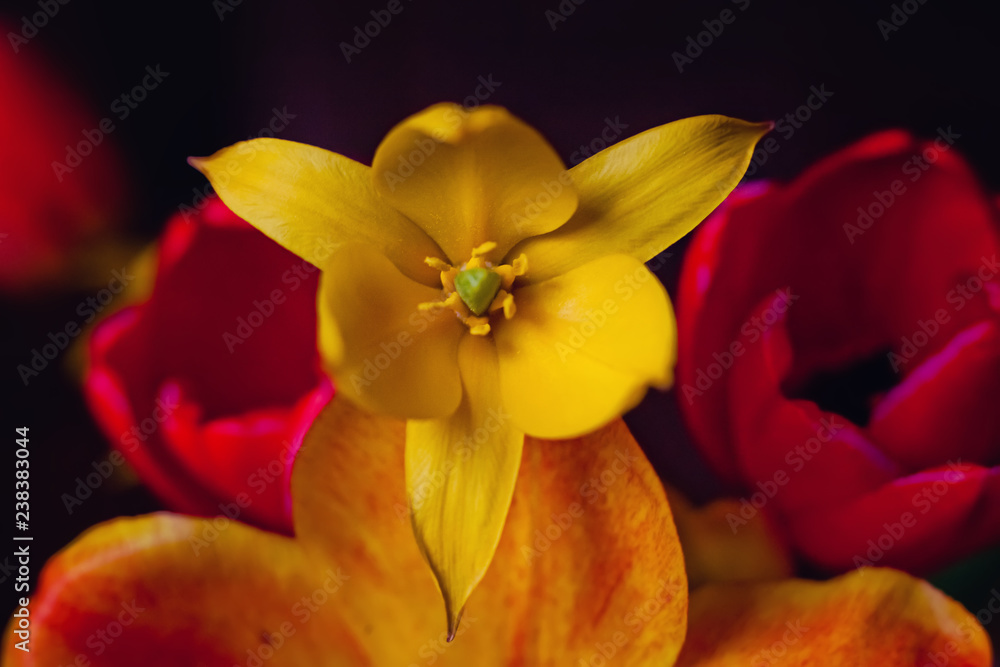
(3, 0, 999, 655)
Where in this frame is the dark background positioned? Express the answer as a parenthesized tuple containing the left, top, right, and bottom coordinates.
(3, 0, 999, 654)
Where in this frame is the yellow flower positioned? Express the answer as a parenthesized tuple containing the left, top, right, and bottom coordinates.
(3, 401, 991, 666)
(190, 103, 769, 633)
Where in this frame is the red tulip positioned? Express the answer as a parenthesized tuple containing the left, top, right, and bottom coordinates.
(0, 23, 127, 292)
(83, 197, 330, 532)
(677, 130, 1000, 574)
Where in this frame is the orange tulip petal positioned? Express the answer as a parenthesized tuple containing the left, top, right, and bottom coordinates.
(296, 399, 689, 664)
(665, 487, 792, 590)
(475, 417, 688, 665)
(677, 568, 992, 666)
(8, 398, 687, 666)
(2, 514, 370, 666)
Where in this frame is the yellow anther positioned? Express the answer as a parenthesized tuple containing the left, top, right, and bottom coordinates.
(501, 292, 516, 319)
(511, 253, 528, 276)
(418, 300, 444, 312)
(488, 290, 516, 320)
(440, 267, 458, 293)
(425, 256, 453, 271)
(470, 241, 498, 258)
(465, 316, 491, 336)
(494, 254, 527, 290)
(494, 264, 515, 290)
(428, 243, 527, 335)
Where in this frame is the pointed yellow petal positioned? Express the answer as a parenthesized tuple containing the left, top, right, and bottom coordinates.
(317, 244, 465, 419)
(677, 568, 992, 666)
(371, 103, 578, 264)
(405, 334, 524, 636)
(494, 253, 675, 438)
(189, 138, 442, 285)
(512, 115, 771, 283)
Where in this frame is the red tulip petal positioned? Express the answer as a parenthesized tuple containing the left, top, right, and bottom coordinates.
(726, 295, 900, 511)
(791, 463, 1000, 573)
(0, 27, 127, 291)
(868, 319, 1000, 471)
(677, 130, 1000, 486)
(83, 198, 326, 529)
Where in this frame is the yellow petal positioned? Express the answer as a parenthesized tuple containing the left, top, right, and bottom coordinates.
(677, 568, 993, 666)
(665, 486, 792, 590)
(317, 243, 465, 419)
(494, 253, 675, 438)
(371, 103, 578, 264)
(405, 334, 524, 637)
(189, 138, 442, 285)
(512, 115, 771, 283)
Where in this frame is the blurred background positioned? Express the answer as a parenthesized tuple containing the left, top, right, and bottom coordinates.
(2, 0, 998, 650)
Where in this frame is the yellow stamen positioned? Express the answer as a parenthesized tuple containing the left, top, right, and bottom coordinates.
(425, 256, 452, 271)
(418, 291, 464, 314)
(423, 243, 528, 334)
(501, 292, 516, 319)
(488, 290, 516, 320)
(441, 267, 458, 293)
(470, 241, 497, 258)
(465, 316, 491, 336)
(510, 253, 528, 276)
(495, 253, 528, 290)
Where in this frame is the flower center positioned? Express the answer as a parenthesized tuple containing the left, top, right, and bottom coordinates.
(419, 241, 527, 336)
(454, 267, 502, 316)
